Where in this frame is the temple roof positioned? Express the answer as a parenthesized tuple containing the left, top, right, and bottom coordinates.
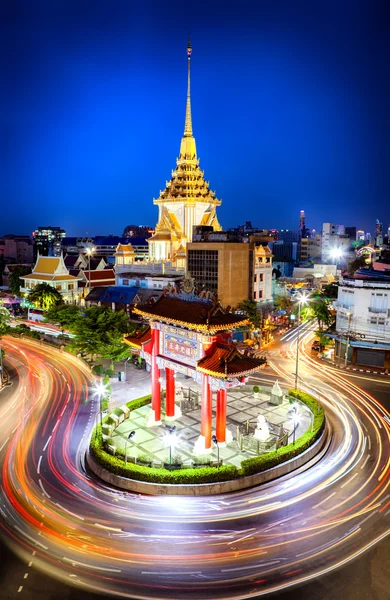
(134, 295, 249, 331)
(152, 39, 221, 211)
(124, 327, 152, 349)
(197, 344, 266, 379)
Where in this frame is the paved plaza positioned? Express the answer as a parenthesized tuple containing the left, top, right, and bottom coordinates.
(106, 364, 313, 467)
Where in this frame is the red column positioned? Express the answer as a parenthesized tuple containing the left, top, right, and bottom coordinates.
(151, 328, 161, 422)
(216, 388, 227, 443)
(165, 367, 175, 418)
(201, 374, 212, 449)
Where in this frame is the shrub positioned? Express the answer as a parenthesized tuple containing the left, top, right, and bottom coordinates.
(253, 385, 260, 393)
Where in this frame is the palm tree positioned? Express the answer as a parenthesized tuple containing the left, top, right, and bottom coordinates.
(28, 283, 63, 310)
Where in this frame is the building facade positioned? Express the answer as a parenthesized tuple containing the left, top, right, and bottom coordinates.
(20, 255, 81, 303)
(32, 226, 66, 258)
(334, 277, 390, 368)
(187, 238, 273, 308)
(148, 39, 222, 263)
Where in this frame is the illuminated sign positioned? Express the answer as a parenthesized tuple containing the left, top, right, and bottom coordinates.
(163, 332, 200, 366)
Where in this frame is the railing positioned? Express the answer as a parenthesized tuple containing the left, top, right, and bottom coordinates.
(368, 307, 388, 314)
(178, 387, 200, 412)
(236, 420, 288, 455)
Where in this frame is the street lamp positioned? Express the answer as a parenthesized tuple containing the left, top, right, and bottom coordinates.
(125, 431, 136, 463)
(292, 404, 299, 445)
(212, 434, 220, 468)
(164, 425, 177, 465)
(294, 292, 310, 390)
(95, 408, 108, 437)
(124, 356, 132, 380)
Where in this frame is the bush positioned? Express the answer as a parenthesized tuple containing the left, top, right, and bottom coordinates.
(253, 385, 260, 393)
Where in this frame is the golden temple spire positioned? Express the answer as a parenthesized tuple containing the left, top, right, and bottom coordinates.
(179, 36, 197, 160)
(184, 35, 193, 137)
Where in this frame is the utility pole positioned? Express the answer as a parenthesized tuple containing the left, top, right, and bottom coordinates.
(344, 312, 351, 368)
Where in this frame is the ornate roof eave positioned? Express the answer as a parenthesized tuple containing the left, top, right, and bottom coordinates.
(133, 306, 249, 332)
(196, 363, 264, 380)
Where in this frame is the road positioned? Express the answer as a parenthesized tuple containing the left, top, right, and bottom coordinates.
(0, 332, 389, 599)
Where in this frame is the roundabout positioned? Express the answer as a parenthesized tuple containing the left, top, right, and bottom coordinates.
(0, 335, 389, 599)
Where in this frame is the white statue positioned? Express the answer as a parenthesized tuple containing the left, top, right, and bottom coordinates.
(254, 414, 270, 441)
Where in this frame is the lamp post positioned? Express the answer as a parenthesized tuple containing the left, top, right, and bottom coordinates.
(124, 356, 132, 381)
(292, 404, 299, 445)
(212, 434, 220, 468)
(125, 431, 136, 463)
(165, 425, 176, 465)
(294, 292, 309, 390)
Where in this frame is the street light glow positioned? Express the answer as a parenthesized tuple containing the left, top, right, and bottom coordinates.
(330, 247, 344, 261)
(93, 381, 108, 398)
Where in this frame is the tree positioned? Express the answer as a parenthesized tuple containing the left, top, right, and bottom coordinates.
(69, 306, 133, 362)
(0, 305, 11, 337)
(274, 294, 294, 314)
(9, 265, 32, 296)
(45, 304, 81, 329)
(309, 298, 332, 331)
(29, 283, 64, 310)
(238, 299, 262, 330)
(347, 255, 367, 276)
(320, 282, 338, 299)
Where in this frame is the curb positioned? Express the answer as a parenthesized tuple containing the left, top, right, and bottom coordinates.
(86, 424, 330, 496)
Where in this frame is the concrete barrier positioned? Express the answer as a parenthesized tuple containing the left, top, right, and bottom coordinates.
(86, 424, 330, 496)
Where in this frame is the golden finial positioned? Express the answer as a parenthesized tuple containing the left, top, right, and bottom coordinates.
(184, 36, 193, 136)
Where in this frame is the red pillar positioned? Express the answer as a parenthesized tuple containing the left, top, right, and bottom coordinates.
(151, 328, 161, 422)
(165, 367, 175, 418)
(216, 388, 227, 443)
(201, 374, 212, 449)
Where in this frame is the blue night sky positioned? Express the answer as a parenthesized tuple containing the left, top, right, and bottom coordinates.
(1, 0, 389, 237)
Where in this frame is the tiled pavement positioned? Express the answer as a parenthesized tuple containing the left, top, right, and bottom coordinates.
(108, 367, 313, 467)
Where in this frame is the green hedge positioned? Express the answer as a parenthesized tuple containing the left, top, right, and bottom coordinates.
(90, 389, 325, 485)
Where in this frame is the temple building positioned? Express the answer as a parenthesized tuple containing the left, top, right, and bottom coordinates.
(148, 38, 222, 265)
(125, 293, 265, 454)
(20, 255, 81, 302)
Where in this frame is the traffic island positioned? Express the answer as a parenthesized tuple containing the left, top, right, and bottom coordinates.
(88, 389, 328, 495)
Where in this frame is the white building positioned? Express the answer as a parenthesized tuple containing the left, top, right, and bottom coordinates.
(253, 245, 273, 305)
(334, 277, 390, 368)
(321, 223, 350, 261)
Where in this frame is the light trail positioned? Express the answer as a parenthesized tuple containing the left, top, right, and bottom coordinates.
(0, 335, 388, 600)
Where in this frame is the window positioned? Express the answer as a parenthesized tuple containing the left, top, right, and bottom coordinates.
(56, 284, 62, 290)
(68, 284, 74, 291)
(260, 274, 264, 282)
(254, 274, 257, 283)
(254, 291, 257, 299)
(259, 290, 263, 299)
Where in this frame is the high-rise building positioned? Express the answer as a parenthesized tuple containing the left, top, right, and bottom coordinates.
(344, 226, 357, 242)
(148, 38, 221, 263)
(321, 223, 347, 261)
(299, 210, 305, 235)
(357, 230, 365, 241)
(32, 226, 66, 258)
(299, 210, 310, 239)
(375, 219, 383, 237)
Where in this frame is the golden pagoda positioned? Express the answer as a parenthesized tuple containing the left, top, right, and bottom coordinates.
(148, 38, 222, 263)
